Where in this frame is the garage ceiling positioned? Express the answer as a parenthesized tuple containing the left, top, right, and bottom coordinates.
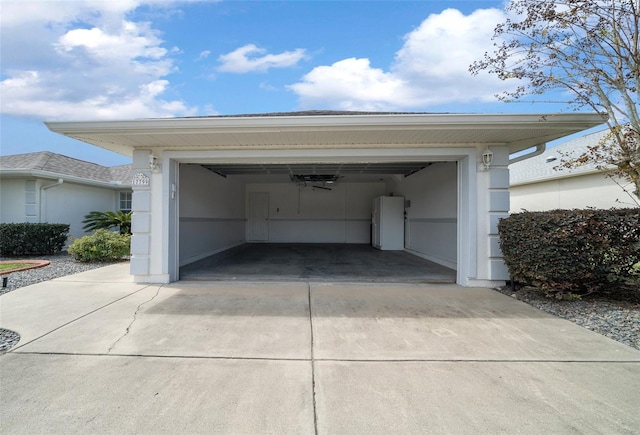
(200, 161, 433, 177)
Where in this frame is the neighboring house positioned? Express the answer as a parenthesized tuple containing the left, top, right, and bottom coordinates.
(510, 129, 638, 212)
(45, 111, 604, 287)
(0, 151, 133, 240)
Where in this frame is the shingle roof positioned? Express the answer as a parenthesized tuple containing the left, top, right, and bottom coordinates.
(108, 164, 134, 184)
(0, 151, 132, 185)
(509, 129, 609, 185)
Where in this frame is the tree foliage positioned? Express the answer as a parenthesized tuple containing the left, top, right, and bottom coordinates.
(82, 210, 132, 235)
(470, 0, 640, 199)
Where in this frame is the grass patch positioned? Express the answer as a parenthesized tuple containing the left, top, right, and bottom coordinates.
(0, 263, 34, 273)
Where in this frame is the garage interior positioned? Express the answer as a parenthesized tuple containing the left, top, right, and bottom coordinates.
(178, 160, 458, 282)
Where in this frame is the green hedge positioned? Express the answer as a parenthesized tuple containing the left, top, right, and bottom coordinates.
(499, 209, 640, 296)
(68, 229, 130, 262)
(0, 223, 70, 256)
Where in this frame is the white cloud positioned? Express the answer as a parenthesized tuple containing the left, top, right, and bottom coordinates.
(259, 82, 278, 92)
(1, 71, 193, 120)
(217, 44, 306, 73)
(56, 22, 168, 62)
(196, 50, 211, 61)
(289, 58, 407, 111)
(202, 104, 218, 115)
(0, 0, 209, 27)
(289, 8, 516, 110)
(0, 0, 198, 120)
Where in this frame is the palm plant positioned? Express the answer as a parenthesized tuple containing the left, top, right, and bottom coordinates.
(82, 210, 132, 235)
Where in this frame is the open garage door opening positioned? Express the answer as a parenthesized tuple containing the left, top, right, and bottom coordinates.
(178, 160, 458, 283)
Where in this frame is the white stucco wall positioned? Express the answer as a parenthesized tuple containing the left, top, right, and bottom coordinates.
(485, 151, 511, 282)
(0, 177, 120, 240)
(391, 162, 458, 269)
(0, 179, 27, 223)
(510, 173, 637, 212)
(246, 182, 385, 243)
(179, 164, 246, 265)
(44, 182, 118, 240)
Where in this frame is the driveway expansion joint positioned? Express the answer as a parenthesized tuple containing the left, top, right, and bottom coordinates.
(8, 352, 640, 364)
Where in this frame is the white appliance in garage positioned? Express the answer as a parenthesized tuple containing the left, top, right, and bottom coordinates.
(372, 196, 405, 250)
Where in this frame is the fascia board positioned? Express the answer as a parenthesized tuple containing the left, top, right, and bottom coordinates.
(0, 169, 34, 178)
(45, 113, 606, 135)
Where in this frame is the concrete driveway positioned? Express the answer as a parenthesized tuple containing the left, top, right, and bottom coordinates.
(1, 264, 639, 434)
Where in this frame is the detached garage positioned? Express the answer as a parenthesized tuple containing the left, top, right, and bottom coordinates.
(46, 111, 604, 287)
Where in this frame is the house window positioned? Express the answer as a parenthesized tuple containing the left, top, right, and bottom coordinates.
(119, 192, 132, 213)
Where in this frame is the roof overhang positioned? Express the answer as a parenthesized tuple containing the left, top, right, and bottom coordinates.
(0, 169, 130, 189)
(45, 113, 606, 158)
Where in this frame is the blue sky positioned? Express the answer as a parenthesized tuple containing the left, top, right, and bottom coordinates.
(1, 0, 589, 166)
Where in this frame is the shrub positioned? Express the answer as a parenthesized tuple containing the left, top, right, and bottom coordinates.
(0, 223, 69, 256)
(68, 229, 131, 262)
(499, 209, 640, 297)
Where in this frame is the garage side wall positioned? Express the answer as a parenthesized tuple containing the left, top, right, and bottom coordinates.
(246, 182, 385, 243)
(393, 162, 457, 269)
(179, 165, 245, 266)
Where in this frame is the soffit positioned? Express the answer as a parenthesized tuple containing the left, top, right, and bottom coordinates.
(45, 113, 606, 158)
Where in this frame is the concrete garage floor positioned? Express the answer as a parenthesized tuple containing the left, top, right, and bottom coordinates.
(1, 264, 639, 434)
(180, 243, 457, 283)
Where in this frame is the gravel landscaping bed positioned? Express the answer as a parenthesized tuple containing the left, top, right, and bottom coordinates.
(0, 252, 117, 295)
(494, 286, 640, 350)
(0, 328, 20, 353)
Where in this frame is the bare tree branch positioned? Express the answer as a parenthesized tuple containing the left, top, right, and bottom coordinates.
(470, 0, 640, 200)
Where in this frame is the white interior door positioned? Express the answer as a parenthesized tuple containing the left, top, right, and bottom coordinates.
(247, 192, 269, 241)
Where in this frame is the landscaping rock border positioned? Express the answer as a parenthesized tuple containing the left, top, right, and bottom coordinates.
(0, 252, 115, 295)
(494, 286, 640, 350)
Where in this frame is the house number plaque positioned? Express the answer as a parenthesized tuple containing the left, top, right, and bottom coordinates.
(132, 172, 150, 186)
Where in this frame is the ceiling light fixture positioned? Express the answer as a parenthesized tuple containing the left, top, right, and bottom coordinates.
(290, 174, 341, 184)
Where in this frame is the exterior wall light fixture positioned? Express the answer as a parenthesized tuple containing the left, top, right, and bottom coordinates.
(149, 154, 159, 172)
(481, 148, 493, 171)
